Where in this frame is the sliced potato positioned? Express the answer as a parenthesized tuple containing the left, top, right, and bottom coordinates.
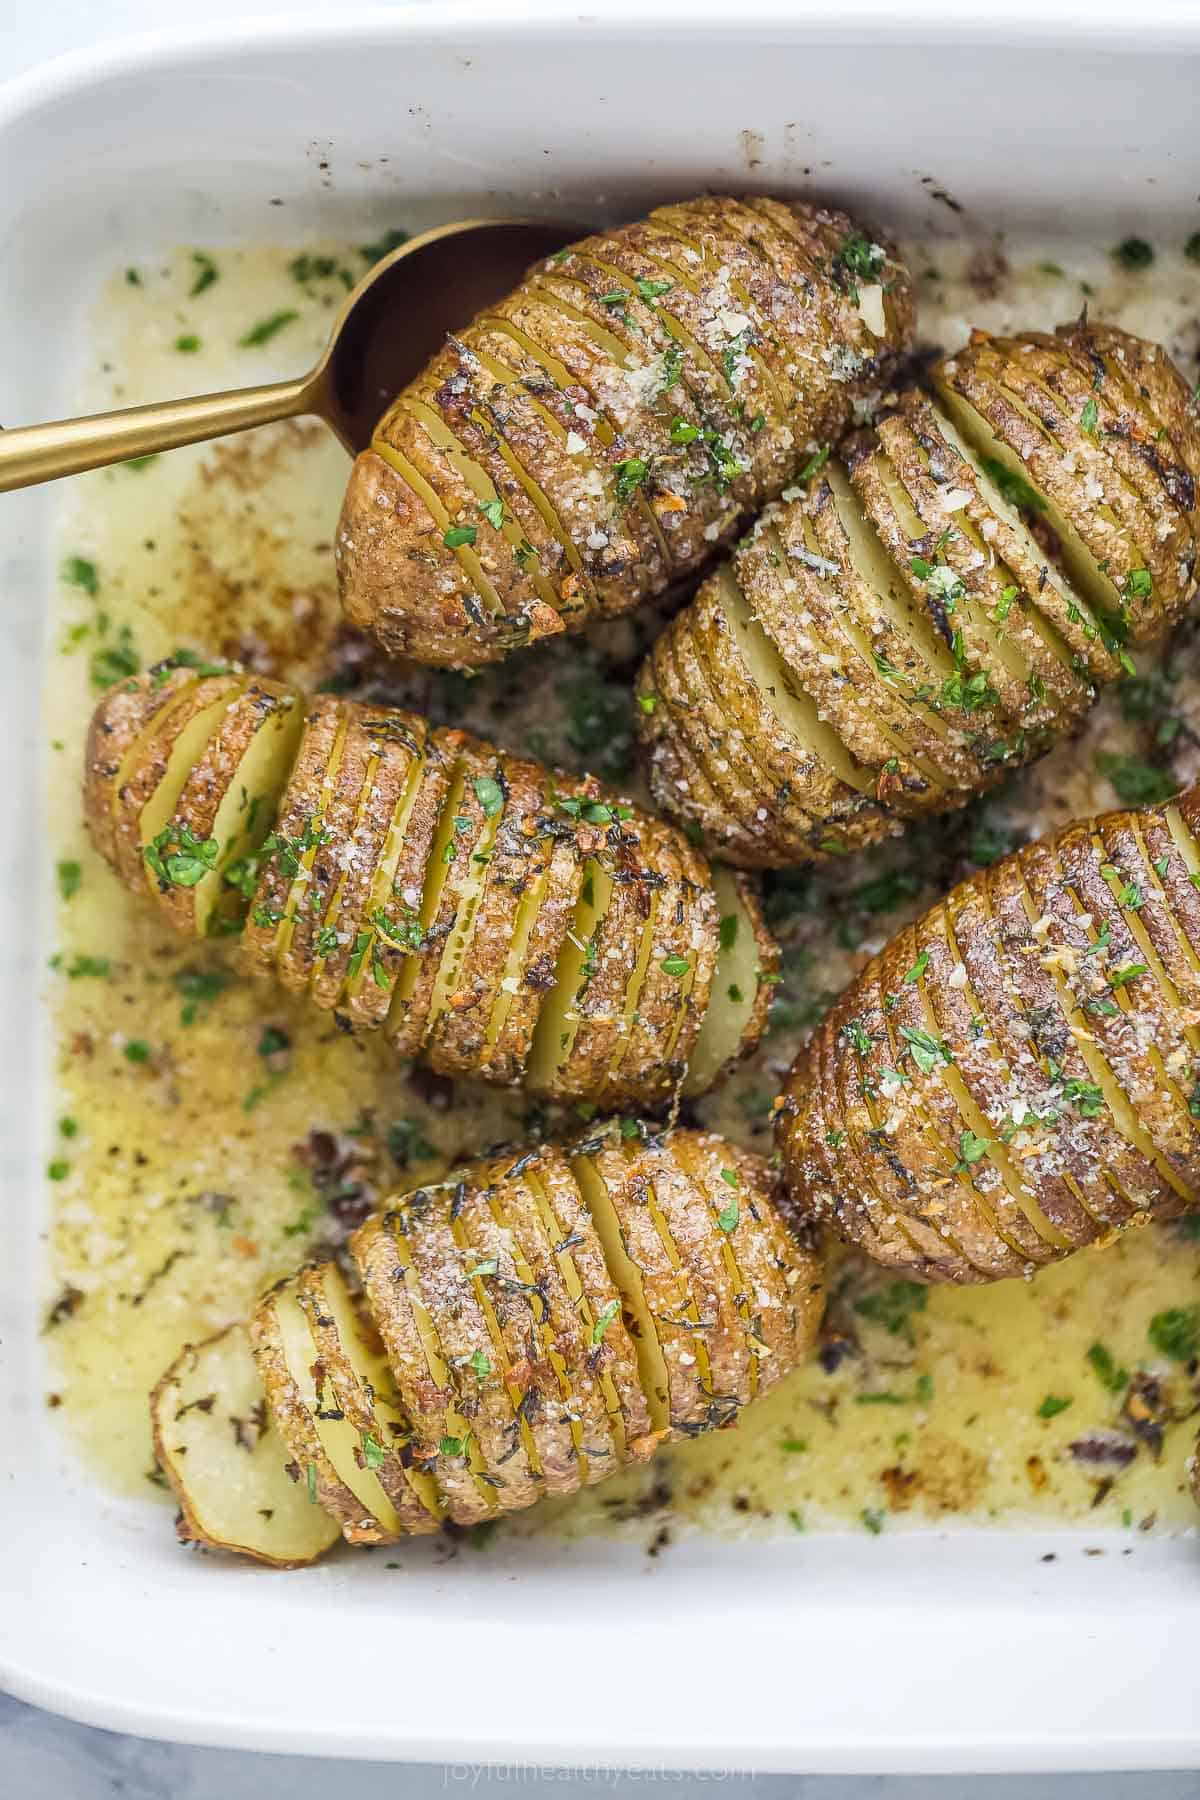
(570, 1134, 711, 1433)
(295, 1262, 441, 1533)
(150, 1325, 339, 1567)
(936, 321, 1200, 635)
(337, 197, 914, 670)
(89, 677, 771, 1109)
(777, 783, 1200, 1282)
(640, 318, 1200, 869)
(155, 1124, 826, 1558)
(684, 867, 776, 1095)
(83, 663, 213, 866)
(351, 1209, 498, 1526)
(249, 1277, 398, 1544)
(110, 672, 248, 894)
(238, 696, 348, 984)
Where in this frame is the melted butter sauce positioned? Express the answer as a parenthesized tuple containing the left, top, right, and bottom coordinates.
(45, 232, 1199, 1547)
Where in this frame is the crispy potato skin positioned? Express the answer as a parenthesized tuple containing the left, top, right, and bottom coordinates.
(86, 672, 774, 1107)
(336, 197, 914, 669)
(155, 1127, 825, 1554)
(776, 784, 1200, 1284)
(639, 319, 1200, 869)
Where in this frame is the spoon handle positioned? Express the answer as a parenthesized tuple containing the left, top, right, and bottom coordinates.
(0, 374, 316, 493)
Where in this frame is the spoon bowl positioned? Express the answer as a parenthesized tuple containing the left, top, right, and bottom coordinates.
(0, 217, 584, 492)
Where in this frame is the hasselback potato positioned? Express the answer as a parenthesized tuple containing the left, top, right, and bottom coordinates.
(150, 1124, 826, 1565)
(84, 668, 775, 1107)
(638, 320, 1200, 867)
(775, 781, 1200, 1283)
(336, 196, 914, 669)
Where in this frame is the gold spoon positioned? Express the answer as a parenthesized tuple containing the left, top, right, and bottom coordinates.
(0, 217, 583, 493)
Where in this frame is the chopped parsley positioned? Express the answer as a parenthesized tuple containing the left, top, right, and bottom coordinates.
(613, 457, 648, 503)
(472, 774, 505, 818)
(89, 628, 140, 689)
(854, 1280, 928, 1341)
(1037, 1394, 1073, 1419)
(386, 1118, 436, 1168)
(1063, 1078, 1105, 1119)
(980, 456, 1046, 515)
(1113, 237, 1154, 270)
(1086, 1343, 1129, 1393)
(239, 310, 299, 348)
(1093, 748, 1180, 806)
(1080, 396, 1099, 437)
(661, 955, 690, 977)
(360, 227, 410, 264)
(797, 445, 830, 482)
(718, 913, 739, 952)
(899, 1023, 952, 1074)
(953, 1129, 991, 1170)
(591, 1297, 621, 1344)
(174, 334, 201, 353)
(1147, 1304, 1199, 1362)
(173, 964, 232, 1024)
(189, 251, 219, 296)
(443, 524, 477, 548)
(56, 861, 82, 902)
(144, 821, 219, 889)
(478, 497, 505, 530)
(62, 555, 99, 596)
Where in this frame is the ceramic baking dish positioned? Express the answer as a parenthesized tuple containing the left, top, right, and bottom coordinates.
(1, 2, 1198, 1771)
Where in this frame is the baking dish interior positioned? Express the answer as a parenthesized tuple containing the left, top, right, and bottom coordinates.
(0, 6, 1197, 1769)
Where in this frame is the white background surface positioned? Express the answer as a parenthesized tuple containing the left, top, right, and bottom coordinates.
(1, 5, 1197, 1797)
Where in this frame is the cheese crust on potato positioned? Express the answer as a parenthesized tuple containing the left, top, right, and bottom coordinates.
(151, 1125, 826, 1562)
(776, 782, 1200, 1282)
(336, 196, 913, 668)
(84, 669, 775, 1107)
(638, 320, 1200, 867)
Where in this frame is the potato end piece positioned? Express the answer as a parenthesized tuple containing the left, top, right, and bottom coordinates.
(336, 448, 510, 669)
(150, 1325, 339, 1567)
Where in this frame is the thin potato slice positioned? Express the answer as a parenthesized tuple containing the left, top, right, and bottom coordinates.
(607, 835, 719, 1107)
(195, 685, 304, 939)
(84, 663, 215, 866)
(386, 738, 498, 1058)
(151, 1325, 340, 1567)
(399, 1190, 542, 1513)
(426, 755, 552, 1075)
(295, 1262, 441, 1533)
(307, 709, 426, 1011)
(250, 1278, 398, 1544)
(523, 1148, 651, 1465)
(684, 867, 776, 1095)
(111, 673, 248, 895)
(572, 1135, 711, 1433)
(468, 1152, 614, 1493)
(351, 1210, 498, 1525)
(239, 696, 348, 985)
(666, 1131, 826, 1393)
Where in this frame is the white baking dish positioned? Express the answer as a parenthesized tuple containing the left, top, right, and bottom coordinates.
(1, 2, 1198, 1771)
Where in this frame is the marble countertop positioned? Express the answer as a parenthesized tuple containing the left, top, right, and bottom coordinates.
(2, 6, 1197, 1794)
